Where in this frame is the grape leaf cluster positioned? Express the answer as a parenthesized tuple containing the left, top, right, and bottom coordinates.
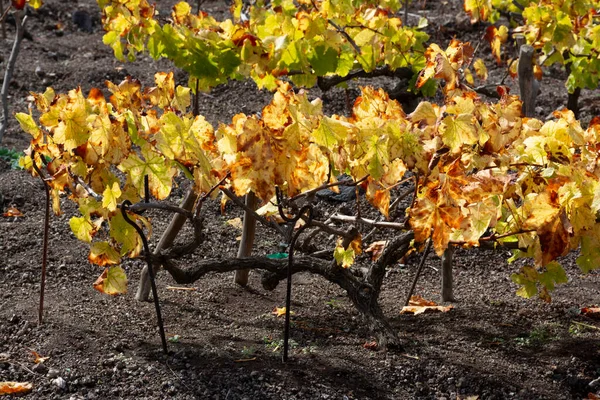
(99, 0, 430, 92)
(17, 37, 600, 300)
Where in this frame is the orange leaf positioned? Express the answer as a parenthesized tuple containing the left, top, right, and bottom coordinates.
(3, 207, 24, 217)
(536, 210, 572, 266)
(401, 304, 454, 315)
(365, 240, 387, 261)
(0, 382, 33, 395)
(363, 341, 378, 350)
(31, 350, 49, 364)
(582, 307, 600, 319)
(401, 296, 454, 315)
(484, 25, 508, 65)
(408, 295, 437, 307)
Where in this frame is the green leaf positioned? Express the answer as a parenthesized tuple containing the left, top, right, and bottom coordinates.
(334, 245, 355, 268)
(109, 212, 141, 257)
(307, 44, 338, 76)
(118, 145, 176, 200)
(538, 261, 568, 292)
(511, 265, 539, 299)
(93, 266, 128, 295)
(312, 117, 353, 148)
(15, 112, 41, 139)
(70, 216, 95, 243)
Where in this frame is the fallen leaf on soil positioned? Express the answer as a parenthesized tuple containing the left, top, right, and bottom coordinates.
(226, 217, 243, 229)
(458, 396, 480, 400)
(400, 295, 454, 315)
(401, 353, 420, 360)
(0, 382, 32, 395)
(408, 295, 438, 307)
(166, 286, 197, 291)
(30, 350, 49, 364)
(586, 393, 600, 400)
(234, 357, 257, 362)
(365, 240, 387, 261)
(272, 307, 294, 317)
(2, 207, 24, 217)
(582, 307, 600, 319)
(363, 341, 378, 350)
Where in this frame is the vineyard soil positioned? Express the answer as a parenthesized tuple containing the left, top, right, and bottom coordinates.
(1, 0, 600, 399)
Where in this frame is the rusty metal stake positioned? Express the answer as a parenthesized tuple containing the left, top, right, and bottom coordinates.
(276, 188, 313, 362)
(121, 199, 168, 354)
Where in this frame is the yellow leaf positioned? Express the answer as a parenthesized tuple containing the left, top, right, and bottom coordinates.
(88, 241, 121, 266)
(226, 217, 243, 229)
(463, 0, 492, 23)
(93, 266, 127, 295)
(118, 145, 176, 200)
(334, 238, 356, 268)
(51, 88, 90, 152)
(15, 112, 41, 140)
(102, 181, 122, 212)
(272, 307, 291, 317)
(69, 216, 95, 243)
(440, 114, 479, 153)
(473, 58, 488, 80)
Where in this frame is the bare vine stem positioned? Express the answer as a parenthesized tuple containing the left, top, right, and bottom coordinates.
(276, 187, 314, 362)
(0, 9, 26, 144)
(220, 186, 285, 236)
(404, 238, 432, 306)
(290, 174, 368, 202)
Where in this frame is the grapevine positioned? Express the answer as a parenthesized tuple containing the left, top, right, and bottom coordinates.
(464, 0, 600, 112)
(98, 0, 432, 93)
(18, 37, 600, 307)
(13, 0, 600, 347)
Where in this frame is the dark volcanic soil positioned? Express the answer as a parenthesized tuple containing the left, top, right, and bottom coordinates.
(1, 0, 600, 399)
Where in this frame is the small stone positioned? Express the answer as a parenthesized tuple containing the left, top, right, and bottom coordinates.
(250, 371, 259, 378)
(35, 66, 45, 78)
(32, 362, 48, 375)
(457, 377, 466, 388)
(53, 377, 67, 390)
(72, 10, 93, 33)
(47, 368, 60, 378)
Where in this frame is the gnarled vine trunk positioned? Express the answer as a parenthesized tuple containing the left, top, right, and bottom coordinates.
(136, 187, 198, 301)
(234, 192, 257, 286)
(161, 231, 414, 348)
